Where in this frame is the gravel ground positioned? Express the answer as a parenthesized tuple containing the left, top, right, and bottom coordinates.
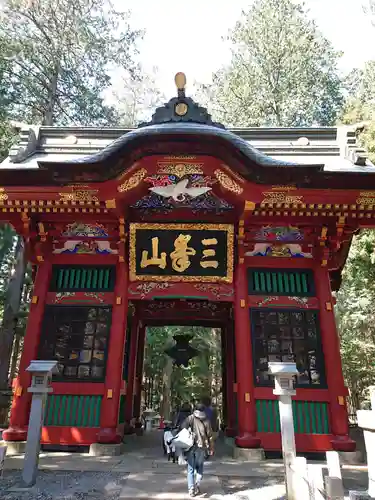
(0, 469, 370, 499)
(220, 471, 370, 499)
(0, 470, 128, 500)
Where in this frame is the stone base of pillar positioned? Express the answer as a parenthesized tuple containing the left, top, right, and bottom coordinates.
(234, 446, 265, 461)
(96, 427, 122, 444)
(3, 440, 26, 455)
(235, 432, 261, 448)
(89, 442, 125, 457)
(331, 435, 356, 452)
(338, 450, 364, 464)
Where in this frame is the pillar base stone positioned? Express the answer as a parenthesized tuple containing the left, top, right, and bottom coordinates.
(3, 440, 26, 455)
(89, 442, 125, 457)
(234, 446, 265, 461)
(331, 435, 356, 452)
(235, 432, 261, 448)
(338, 450, 364, 464)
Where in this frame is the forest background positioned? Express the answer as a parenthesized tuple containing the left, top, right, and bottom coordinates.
(0, 0, 375, 420)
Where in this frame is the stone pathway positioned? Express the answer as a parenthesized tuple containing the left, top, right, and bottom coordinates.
(0, 431, 370, 499)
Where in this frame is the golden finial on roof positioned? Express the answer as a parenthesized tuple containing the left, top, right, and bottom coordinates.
(174, 72, 188, 116)
(175, 72, 186, 92)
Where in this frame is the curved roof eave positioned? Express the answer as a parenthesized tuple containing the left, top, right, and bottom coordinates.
(37, 122, 324, 173)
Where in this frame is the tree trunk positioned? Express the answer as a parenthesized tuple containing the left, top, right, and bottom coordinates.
(160, 357, 173, 419)
(43, 65, 60, 126)
(0, 237, 26, 424)
(206, 348, 212, 398)
(8, 332, 21, 385)
(0, 237, 26, 388)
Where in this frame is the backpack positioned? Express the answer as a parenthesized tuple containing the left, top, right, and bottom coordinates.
(171, 427, 194, 450)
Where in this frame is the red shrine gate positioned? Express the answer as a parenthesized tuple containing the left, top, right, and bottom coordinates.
(2, 73, 374, 453)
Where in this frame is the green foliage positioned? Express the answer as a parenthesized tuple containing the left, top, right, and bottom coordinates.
(143, 326, 222, 416)
(336, 230, 375, 409)
(197, 0, 343, 127)
(0, 122, 17, 162)
(340, 60, 375, 163)
(0, 35, 18, 160)
(0, 225, 17, 301)
(0, 0, 142, 126)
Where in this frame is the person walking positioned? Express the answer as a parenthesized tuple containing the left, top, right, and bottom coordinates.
(174, 402, 191, 429)
(181, 403, 214, 497)
(174, 402, 192, 465)
(201, 397, 219, 459)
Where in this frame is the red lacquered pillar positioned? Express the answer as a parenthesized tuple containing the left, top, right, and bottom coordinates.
(124, 317, 140, 424)
(234, 238, 261, 448)
(225, 322, 237, 437)
(315, 265, 355, 452)
(97, 252, 129, 444)
(221, 328, 228, 429)
(4, 259, 52, 442)
(133, 323, 146, 420)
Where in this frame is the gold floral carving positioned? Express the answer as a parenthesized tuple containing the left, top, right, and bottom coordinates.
(214, 170, 243, 195)
(220, 164, 245, 184)
(118, 162, 140, 180)
(157, 163, 203, 177)
(261, 191, 303, 204)
(117, 168, 147, 192)
(356, 192, 375, 205)
(129, 222, 234, 284)
(0, 188, 8, 201)
(271, 185, 297, 191)
(59, 187, 99, 203)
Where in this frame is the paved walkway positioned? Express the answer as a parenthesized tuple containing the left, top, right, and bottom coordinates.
(0, 431, 370, 499)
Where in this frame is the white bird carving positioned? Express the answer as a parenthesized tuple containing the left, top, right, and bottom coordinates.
(149, 179, 211, 202)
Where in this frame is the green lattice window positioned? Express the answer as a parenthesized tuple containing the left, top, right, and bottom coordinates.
(50, 265, 116, 292)
(44, 395, 102, 427)
(255, 399, 330, 434)
(248, 269, 315, 296)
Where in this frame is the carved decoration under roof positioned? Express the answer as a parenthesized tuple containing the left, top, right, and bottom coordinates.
(131, 191, 233, 215)
(130, 173, 233, 214)
(138, 72, 225, 129)
(149, 178, 212, 202)
(62, 222, 108, 238)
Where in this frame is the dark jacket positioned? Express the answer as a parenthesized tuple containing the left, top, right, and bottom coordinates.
(205, 406, 219, 432)
(175, 409, 191, 429)
(182, 410, 213, 449)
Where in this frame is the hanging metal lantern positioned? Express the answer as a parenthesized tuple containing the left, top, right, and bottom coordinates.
(164, 334, 198, 367)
